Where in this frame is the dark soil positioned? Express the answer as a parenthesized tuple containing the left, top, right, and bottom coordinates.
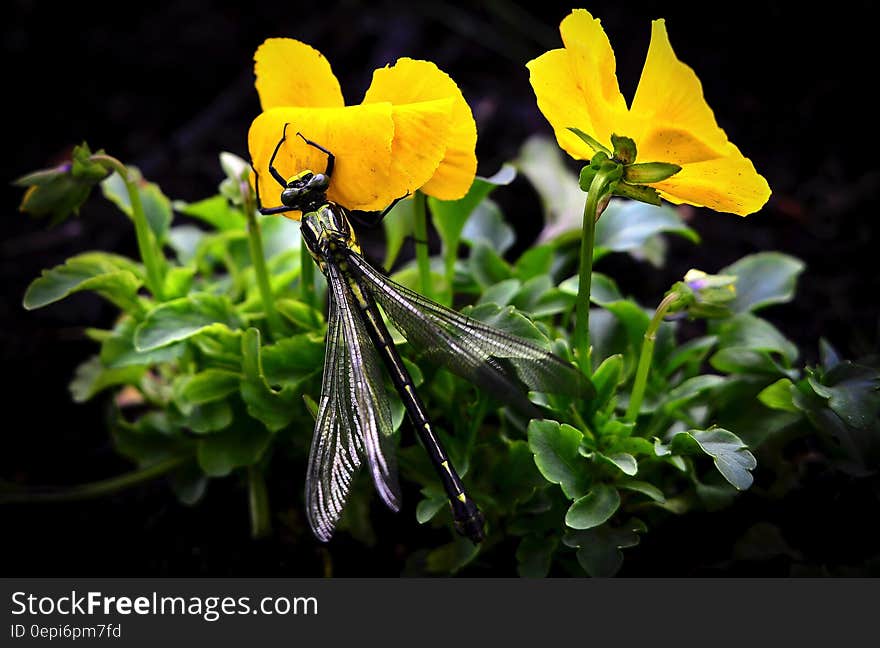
(2, 0, 878, 576)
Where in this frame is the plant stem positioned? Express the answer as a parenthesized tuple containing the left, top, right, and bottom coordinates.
(93, 154, 166, 300)
(412, 191, 434, 300)
(625, 292, 678, 422)
(573, 170, 614, 374)
(247, 465, 272, 539)
(243, 186, 284, 340)
(300, 237, 316, 309)
(0, 456, 186, 504)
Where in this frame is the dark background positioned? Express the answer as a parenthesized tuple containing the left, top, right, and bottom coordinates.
(2, 0, 878, 576)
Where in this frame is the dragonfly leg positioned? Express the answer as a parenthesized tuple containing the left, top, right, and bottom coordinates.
(296, 132, 335, 178)
(249, 162, 298, 216)
(267, 123, 291, 188)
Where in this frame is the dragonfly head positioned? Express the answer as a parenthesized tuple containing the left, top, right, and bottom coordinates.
(280, 170, 330, 213)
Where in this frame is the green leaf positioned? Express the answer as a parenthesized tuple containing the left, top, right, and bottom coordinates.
(260, 332, 325, 386)
(477, 279, 522, 307)
(69, 356, 144, 403)
(100, 317, 184, 368)
(176, 195, 247, 232)
(167, 225, 205, 265)
(594, 199, 698, 260)
(102, 168, 172, 242)
(275, 298, 324, 331)
(196, 414, 273, 477)
(527, 419, 588, 499)
(425, 534, 481, 575)
(168, 460, 208, 506)
(618, 480, 665, 503)
(493, 440, 547, 507)
(513, 245, 555, 281)
(465, 303, 548, 345)
(810, 362, 880, 429)
(565, 484, 621, 529)
(515, 136, 585, 242)
(468, 243, 513, 287)
(24, 252, 143, 313)
(461, 199, 515, 254)
(516, 535, 558, 578)
(162, 266, 195, 300)
(135, 293, 243, 351)
(239, 328, 298, 431)
(591, 354, 624, 408)
(720, 252, 805, 313)
(661, 375, 727, 411)
(662, 335, 717, 376)
(597, 452, 638, 476)
(415, 493, 447, 524)
(173, 369, 240, 413)
(669, 428, 757, 490)
(429, 166, 516, 272)
(717, 313, 798, 362)
(186, 399, 234, 434)
(758, 378, 799, 413)
(381, 196, 416, 269)
(111, 410, 190, 465)
(563, 519, 646, 577)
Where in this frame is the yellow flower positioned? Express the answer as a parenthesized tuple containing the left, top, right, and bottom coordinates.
(248, 38, 477, 217)
(527, 9, 771, 216)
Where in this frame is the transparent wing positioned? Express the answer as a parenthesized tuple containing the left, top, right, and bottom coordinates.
(305, 262, 400, 542)
(348, 253, 593, 416)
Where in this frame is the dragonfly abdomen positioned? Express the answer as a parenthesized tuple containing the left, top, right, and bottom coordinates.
(338, 261, 485, 543)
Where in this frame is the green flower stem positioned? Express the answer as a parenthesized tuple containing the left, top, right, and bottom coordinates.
(248, 465, 272, 539)
(412, 191, 434, 300)
(573, 169, 615, 374)
(0, 456, 187, 504)
(243, 186, 285, 340)
(300, 237, 316, 308)
(93, 154, 166, 300)
(625, 292, 678, 422)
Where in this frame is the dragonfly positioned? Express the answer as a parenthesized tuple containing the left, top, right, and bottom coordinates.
(252, 124, 593, 543)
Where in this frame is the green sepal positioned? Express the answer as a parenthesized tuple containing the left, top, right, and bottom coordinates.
(610, 134, 637, 164)
(623, 161, 682, 184)
(567, 127, 611, 155)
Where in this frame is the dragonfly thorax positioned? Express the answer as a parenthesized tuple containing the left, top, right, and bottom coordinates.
(300, 203, 360, 269)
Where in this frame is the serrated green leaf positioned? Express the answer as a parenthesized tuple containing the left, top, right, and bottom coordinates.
(563, 519, 646, 577)
(135, 293, 243, 351)
(527, 420, 588, 499)
(260, 332, 326, 386)
(565, 484, 621, 529)
(100, 317, 184, 368)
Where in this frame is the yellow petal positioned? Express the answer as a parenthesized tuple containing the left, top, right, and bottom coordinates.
(650, 144, 771, 216)
(254, 38, 344, 110)
(364, 58, 477, 199)
(527, 49, 596, 160)
(557, 9, 629, 146)
(387, 99, 454, 198)
(248, 104, 396, 215)
(630, 20, 729, 157)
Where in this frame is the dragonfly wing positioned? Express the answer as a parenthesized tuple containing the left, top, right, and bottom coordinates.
(349, 252, 593, 415)
(305, 262, 401, 542)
